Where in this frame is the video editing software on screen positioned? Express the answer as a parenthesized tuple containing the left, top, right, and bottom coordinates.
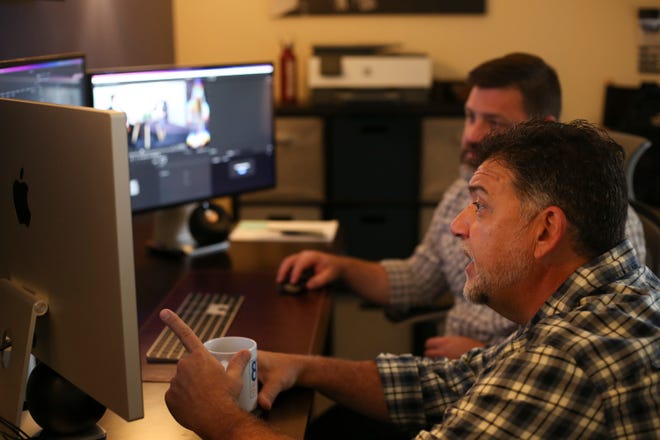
(90, 64, 275, 212)
(0, 54, 87, 106)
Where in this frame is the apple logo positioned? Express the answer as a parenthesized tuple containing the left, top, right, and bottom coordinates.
(13, 167, 31, 227)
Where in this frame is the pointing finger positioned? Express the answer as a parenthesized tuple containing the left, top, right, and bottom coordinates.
(159, 308, 205, 353)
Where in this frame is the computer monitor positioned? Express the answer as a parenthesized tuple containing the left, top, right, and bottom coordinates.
(0, 98, 143, 436)
(88, 62, 276, 254)
(0, 52, 87, 106)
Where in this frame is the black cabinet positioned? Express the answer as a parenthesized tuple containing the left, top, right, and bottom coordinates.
(327, 115, 420, 259)
(238, 103, 464, 261)
(332, 206, 418, 260)
(328, 116, 419, 202)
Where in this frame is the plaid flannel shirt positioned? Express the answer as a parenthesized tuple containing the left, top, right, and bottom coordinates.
(377, 240, 660, 439)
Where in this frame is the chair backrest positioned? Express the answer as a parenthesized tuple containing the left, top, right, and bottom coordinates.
(631, 200, 660, 277)
(607, 130, 653, 201)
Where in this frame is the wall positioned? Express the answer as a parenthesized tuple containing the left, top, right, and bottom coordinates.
(0, 0, 174, 69)
(3, 1, 658, 121)
(173, 0, 660, 123)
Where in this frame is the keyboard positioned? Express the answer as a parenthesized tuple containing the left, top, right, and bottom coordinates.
(146, 292, 244, 363)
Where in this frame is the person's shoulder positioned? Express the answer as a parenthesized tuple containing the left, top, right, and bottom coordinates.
(526, 285, 658, 366)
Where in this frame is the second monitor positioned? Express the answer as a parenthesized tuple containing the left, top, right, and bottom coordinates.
(89, 62, 276, 214)
(89, 62, 276, 254)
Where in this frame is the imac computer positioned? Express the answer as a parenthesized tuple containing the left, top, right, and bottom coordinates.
(0, 98, 143, 438)
(0, 52, 88, 106)
(89, 62, 276, 255)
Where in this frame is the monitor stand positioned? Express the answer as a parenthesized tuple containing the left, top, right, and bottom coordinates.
(0, 279, 48, 428)
(147, 203, 230, 258)
(0, 280, 106, 439)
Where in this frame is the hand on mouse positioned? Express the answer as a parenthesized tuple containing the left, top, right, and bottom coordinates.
(277, 267, 315, 295)
(276, 251, 343, 293)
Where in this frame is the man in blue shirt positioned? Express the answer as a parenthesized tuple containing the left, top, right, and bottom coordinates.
(160, 120, 660, 439)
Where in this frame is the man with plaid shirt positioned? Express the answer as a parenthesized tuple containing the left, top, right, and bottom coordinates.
(275, 53, 646, 359)
(161, 120, 660, 439)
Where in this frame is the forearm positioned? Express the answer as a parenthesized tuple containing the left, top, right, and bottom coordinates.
(337, 256, 391, 305)
(297, 355, 389, 421)
(203, 409, 293, 440)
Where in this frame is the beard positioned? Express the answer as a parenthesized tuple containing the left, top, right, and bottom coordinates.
(462, 239, 534, 306)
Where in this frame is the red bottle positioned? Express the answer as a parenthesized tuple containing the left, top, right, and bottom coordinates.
(280, 42, 297, 104)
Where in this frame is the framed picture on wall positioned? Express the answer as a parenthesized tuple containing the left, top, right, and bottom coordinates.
(271, 0, 486, 17)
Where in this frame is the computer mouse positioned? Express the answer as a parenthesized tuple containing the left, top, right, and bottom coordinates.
(277, 267, 315, 295)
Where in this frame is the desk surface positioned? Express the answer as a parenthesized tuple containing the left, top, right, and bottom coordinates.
(21, 213, 338, 439)
(139, 269, 331, 382)
(132, 213, 338, 439)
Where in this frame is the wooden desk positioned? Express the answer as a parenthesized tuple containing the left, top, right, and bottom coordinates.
(105, 213, 338, 439)
(19, 214, 338, 439)
(131, 213, 337, 323)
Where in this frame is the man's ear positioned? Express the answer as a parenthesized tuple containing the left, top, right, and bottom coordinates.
(544, 115, 558, 122)
(533, 206, 566, 259)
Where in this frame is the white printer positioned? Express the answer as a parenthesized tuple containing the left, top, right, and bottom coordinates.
(308, 44, 433, 104)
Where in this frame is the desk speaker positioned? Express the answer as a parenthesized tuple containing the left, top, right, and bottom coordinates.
(188, 201, 232, 246)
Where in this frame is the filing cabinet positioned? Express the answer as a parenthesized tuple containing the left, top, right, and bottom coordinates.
(326, 115, 420, 259)
(420, 117, 462, 203)
(238, 116, 324, 219)
(332, 206, 418, 260)
(418, 117, 463, 239)
(237, 110, 464, 259)
(328, 115, 419, 203)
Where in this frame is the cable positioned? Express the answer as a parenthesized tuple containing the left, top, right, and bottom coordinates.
(0, 415, 31, 440)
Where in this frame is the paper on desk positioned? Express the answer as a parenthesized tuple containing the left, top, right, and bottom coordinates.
(229, 220, 339, 242)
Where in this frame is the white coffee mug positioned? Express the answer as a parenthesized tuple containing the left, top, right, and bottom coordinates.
(203, 336, 258, 412)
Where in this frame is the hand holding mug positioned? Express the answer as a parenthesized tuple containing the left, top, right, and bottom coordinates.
(203, 336, 258, 411)
(159, 309, 253, 433)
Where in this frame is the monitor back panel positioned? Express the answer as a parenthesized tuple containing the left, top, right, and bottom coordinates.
(0, 98, 143, 420)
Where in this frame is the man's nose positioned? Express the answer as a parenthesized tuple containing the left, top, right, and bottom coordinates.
(450, 205, 470, 238)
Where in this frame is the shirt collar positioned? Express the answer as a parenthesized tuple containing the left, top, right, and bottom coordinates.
(529, 239, 641, 325)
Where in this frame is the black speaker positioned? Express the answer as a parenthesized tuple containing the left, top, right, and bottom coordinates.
(188, 201, 232, 246)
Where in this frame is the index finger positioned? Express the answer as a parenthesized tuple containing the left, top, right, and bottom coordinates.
(159, 308, 205, 353)
(276, 253, 298, 282)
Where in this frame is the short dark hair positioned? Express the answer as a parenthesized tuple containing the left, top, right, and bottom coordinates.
(468, 53, 562, 120)
(477, 120, 627, 259)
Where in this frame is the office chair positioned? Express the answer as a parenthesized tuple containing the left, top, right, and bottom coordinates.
(630, 199, 660, 277)
(607, 129, 653, 201)
(356, 291, 454, 356)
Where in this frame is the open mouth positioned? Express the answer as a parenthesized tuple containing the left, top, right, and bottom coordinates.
(462, 247, 475, 276)
(463, 150, 476, 161)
